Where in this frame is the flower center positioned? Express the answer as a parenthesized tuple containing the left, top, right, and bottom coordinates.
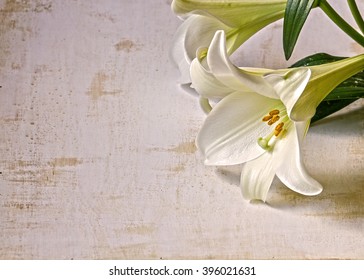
(258, 108, 290, 150)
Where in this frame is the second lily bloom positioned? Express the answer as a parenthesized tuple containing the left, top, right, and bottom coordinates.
(171, 0, 288, 83)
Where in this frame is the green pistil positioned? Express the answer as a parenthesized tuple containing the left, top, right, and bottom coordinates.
(258, 131, 275, 150)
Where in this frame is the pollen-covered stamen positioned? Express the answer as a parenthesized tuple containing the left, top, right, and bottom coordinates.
(275, 122, 284, 131)
(262, 115, 272, 122)
(268, 115, 280, 125)
(262, 109, 280, 125)
(274, 122, 284, 136)
(269, 109, 280, 116)
(258, 108, 289, 150)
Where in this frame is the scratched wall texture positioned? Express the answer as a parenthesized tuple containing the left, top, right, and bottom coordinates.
(0, 0, 363, 259)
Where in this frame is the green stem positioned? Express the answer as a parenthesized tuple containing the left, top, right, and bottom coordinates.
(347, 0, 364, 34)
(319, 0, 364, 47)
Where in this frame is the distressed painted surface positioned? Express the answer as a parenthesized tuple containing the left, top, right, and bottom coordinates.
(0, 0, 363, 259)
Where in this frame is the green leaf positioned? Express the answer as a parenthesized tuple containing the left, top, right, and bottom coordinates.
(290, 53, 364, 122)
(311, 99, 358, 123)
(324, 87, 364, 100)
(283, 0, 317, 60)
(290, 52, 346, 67)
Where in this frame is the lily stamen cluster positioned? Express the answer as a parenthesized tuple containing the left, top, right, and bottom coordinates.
(258, 108, 290, 151)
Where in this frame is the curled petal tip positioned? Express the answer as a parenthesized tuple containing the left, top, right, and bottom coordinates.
(304, 185, 323, 196)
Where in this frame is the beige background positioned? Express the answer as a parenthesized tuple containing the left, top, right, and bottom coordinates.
(0, 0, 363, 259)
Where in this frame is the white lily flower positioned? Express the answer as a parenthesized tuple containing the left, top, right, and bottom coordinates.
(194, 31, 364, 201)
(192, 31, 364, 117)
(198, 90, 320, 201)
(171, 13, 234, 84)
(171, 0, 287, 83)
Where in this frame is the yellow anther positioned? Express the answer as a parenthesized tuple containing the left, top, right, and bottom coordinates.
(269, 109, 280, 116)
(274, 129, 282, 137)
(275, 122, 284, 131)
(262, 115, 272, 122)
(268, 115, 280, 125)
(258, 110, 289, 150)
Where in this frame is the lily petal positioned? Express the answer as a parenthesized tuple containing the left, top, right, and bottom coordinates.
(240, 151, 277, 202)
(172, 0, 287, 28)
(190, 48, 237, 99)
(171, 0, 288, 84)
(208, 31, 278, 98)
(196, 91, 281, 165)
(275, 122, 323, 195)
(263, 68, 312, 120)
(171, 13, 233, 84)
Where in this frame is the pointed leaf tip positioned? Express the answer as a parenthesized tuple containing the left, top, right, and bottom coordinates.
(283, 0, 316, 60)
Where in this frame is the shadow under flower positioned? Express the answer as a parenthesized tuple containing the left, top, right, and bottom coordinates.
(214, 163, 364, 224)
(266, 100, 364, 223)
(208, 100, 363, 226)
(310, 101, 363, 136)
(179, 83, 198, 98)
(215, 165, 242, 187)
